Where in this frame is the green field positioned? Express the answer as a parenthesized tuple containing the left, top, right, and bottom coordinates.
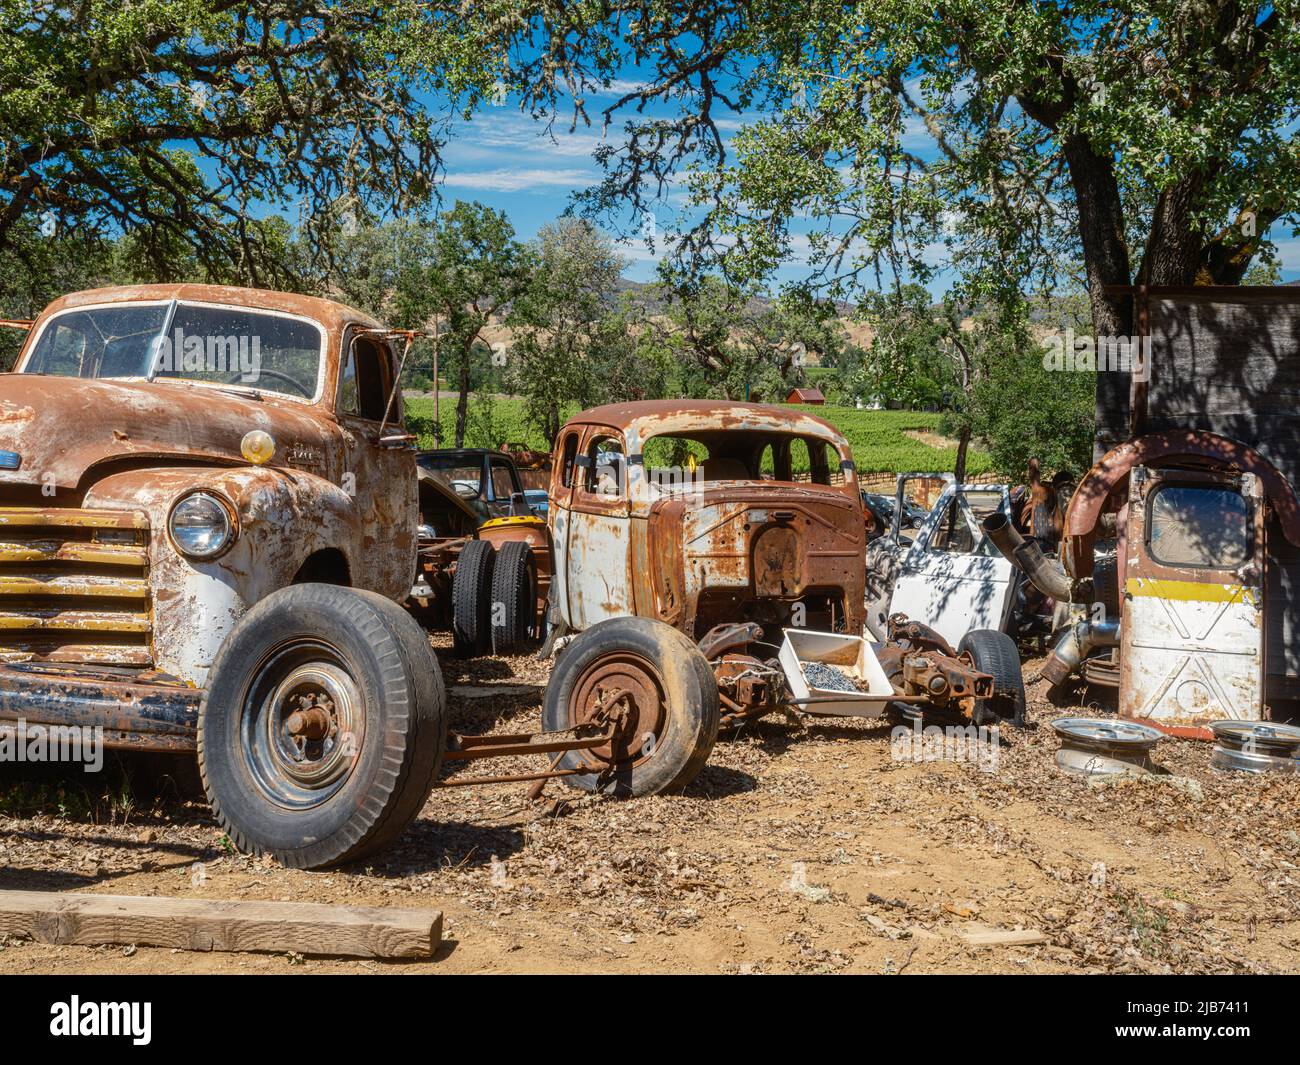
(403, 396, 994, 476)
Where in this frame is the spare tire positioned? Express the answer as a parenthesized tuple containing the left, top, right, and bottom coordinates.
(542, 616, 719, 796)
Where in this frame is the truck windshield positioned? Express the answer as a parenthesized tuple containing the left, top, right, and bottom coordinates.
(22, 302, 323, 401)
(417, 455, 484, 499)
(641, 430, 852, 487)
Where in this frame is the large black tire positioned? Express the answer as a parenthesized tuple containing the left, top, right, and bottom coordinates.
(452, 539, 495, 657)
(958, 628, 1026, 727)
(542, 617, 719, 796)
(490, 540, 536, 655)
(198, 583, 446, 869)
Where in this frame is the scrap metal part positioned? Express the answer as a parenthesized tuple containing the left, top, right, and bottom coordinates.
(874, 614, 994, 718)
(1051, 717, 1163, 777)
(1209, 719, 1300, 775)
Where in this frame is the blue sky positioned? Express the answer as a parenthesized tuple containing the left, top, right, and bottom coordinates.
(435, 84, 1300, 295)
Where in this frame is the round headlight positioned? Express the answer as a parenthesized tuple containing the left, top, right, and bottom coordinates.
(168, 491, 235, 560)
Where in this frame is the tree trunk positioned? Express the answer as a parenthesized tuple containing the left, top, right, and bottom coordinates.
(1139, 178, 1206, 287)
(954, 424, 971, 483)
(454, 341, 473, 448)
(1060, 132, 1135, 460)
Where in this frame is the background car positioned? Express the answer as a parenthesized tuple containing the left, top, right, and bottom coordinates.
(522, 488, 549, 517)
(416, 448, 530, 525)
(861, 490, 927, 541)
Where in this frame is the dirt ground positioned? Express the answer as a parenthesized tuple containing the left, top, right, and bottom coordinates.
(1, 636, 1298, 975)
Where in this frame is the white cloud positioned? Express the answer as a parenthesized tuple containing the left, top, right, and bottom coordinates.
(597, 78, 650, 96)
(442, 167, 595, 193)
(460, 112, 605, 159)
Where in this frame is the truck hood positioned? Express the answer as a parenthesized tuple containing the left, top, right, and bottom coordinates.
(0, 373, 339, 490)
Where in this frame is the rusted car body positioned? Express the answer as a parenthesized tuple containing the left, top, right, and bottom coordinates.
(0, 284, 415, 749)
(995, 285, 1300, 735)
(539, 401, 1007, 727)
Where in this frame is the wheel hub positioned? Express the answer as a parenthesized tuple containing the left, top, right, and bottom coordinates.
(266, 663, 364, 791)
(569, 653, 667, 767)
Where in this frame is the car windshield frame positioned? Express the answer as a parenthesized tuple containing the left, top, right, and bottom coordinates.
(417, 455, 486, 498)
(638, 428, 855, 490)
(19, 299, 327, 404)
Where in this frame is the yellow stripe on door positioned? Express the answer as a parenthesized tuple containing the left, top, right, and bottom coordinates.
(1125, 577, 1258, 606)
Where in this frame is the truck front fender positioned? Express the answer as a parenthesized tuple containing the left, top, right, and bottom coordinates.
(83, 465, 363, 686)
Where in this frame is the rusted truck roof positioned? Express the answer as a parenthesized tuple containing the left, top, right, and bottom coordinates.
(36, 284, 381, 333)
(567, 399, 851, 447)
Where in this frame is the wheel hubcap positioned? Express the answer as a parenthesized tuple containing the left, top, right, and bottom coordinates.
(268, 663, 364, 790)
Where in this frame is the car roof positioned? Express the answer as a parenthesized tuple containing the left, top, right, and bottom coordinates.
(564, 400, 850, 449)
(38, 283, 382, 333)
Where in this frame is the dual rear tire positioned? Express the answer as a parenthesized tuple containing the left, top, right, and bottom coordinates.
(452, 538, 536, 656)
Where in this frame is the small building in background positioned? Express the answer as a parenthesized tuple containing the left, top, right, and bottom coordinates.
(786, 386, 825, 405)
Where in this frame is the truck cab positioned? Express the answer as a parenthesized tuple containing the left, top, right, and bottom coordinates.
(547, 401, 867, 641)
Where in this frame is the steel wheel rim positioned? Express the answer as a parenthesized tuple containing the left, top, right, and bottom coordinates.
(240, 640, 366, 809)
(567, 651, 668, 769)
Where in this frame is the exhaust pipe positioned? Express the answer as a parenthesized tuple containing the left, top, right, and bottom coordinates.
(1040, 618, 1119, 686)
(982, 512, 1072, 602)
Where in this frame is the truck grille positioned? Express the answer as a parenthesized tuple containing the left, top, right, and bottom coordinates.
(0, 508, 152, 666)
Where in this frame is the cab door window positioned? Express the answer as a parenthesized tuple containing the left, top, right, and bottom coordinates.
(339, 336, 394, 421)
(581, 435, 626, 501)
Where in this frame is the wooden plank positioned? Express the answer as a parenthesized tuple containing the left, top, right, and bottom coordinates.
(0, 890, 442, 959)
(959, 927, 1048, 947)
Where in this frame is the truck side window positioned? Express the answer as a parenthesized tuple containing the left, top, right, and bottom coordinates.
(584, 436, 625, 499)
(930, 499, 976, 554)
(559, 433, 580, 488)
(339, 337, 392, 421)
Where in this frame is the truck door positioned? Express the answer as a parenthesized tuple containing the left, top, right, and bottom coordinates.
(889, 481, 1017, 647)
(564, 427, 633, 628)
(336, 331, 416, 600)
(485, 454, 523, 518)
(1120, 467, 1265, 725)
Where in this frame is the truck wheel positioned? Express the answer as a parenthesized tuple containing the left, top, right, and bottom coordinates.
(541, 617, 719, 797)
(490, 540, 536, 655)
(452, 539, 495, 657)
(198, 584, 446, 870)
(958, 629, 1026, 727)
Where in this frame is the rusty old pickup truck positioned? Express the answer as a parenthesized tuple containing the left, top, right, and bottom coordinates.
(470, 401, 1026, 798)
(0, 284, 447, 868)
